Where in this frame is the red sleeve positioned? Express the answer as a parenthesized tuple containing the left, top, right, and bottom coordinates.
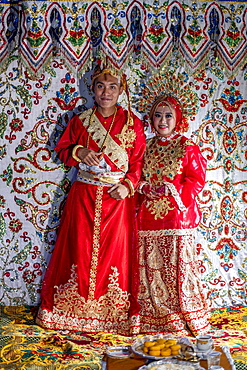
(177, 143, 207, 208)
(54, 115, 87, 167)
(123, 114, 146, 190)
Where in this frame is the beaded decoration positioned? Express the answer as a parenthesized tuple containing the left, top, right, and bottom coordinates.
(91, 59, 127, 90)
(136, 70, 199, 132)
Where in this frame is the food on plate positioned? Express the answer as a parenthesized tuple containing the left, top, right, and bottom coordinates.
(146, 363, 195, 370)
(143, 338, 181, 357)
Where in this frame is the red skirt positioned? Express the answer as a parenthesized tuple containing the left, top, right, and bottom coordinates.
(36, 180, 140, 335)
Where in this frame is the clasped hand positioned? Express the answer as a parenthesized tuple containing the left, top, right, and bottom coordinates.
(108, 183, 129, 200)
(141, 183, 169, 200)
(77, 148, 129, 200)
(77, 148, 102, 166)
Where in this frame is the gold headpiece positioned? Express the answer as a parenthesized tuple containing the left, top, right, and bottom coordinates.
(91, 60, 126, 89)
(136, 70, 199, 132)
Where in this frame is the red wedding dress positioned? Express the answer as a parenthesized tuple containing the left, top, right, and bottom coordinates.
(36, 105, 146, 335)
(137, 133, 211, 336)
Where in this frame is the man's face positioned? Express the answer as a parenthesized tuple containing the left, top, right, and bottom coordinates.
(93, 73, 124, 110)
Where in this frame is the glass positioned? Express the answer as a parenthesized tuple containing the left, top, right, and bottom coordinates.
(207, 351, 221, 369)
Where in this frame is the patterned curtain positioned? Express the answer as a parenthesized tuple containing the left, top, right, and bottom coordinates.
(0, 0, 247, 308)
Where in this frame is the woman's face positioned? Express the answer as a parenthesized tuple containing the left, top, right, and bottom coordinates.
(152, 103, 176, 137)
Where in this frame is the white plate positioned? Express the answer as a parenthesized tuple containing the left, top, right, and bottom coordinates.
(138, 358, 205, 370)
(194, 345, 215, 359)
(131, 334, 182, 361)
(105, 346, 131, 358)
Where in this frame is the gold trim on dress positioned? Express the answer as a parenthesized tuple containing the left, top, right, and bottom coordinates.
(77, 169, 125, 186)
(115, 124, 136, 150)
(51, 265, 130, 322)
(139, 229, 195, 237)
(79, 109, 129, 173)
(143, 135, 192, 183)
(88, 186, 104, 299)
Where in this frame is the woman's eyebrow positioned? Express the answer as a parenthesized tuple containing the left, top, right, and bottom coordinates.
(155, 110, 172, 114)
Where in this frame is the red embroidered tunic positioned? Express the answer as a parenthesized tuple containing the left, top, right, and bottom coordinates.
(139, 134, 207, 230)
(36, 105, 146, 335)
(137, 134, 211, 336)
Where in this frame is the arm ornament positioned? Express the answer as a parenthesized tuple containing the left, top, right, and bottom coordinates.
(122, 178, 135, 197)
(165, 182, 186, 212)
(72, 145, 84, 162)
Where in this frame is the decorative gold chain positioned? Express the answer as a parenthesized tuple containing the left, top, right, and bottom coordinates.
(87, 107, 117, 154)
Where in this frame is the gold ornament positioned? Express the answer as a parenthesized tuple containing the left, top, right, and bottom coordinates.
(136, 70, 199, 129)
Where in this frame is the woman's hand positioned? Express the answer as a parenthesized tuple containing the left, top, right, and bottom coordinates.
(108, 184, 129, 200)
(141, 183, 161, 200)
(137, 182, 170, 199)
(155, 184, 170, 196)
(77, 148, 103, 166)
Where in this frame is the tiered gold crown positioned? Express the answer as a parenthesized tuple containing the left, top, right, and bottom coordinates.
(136, 70, 199, 132)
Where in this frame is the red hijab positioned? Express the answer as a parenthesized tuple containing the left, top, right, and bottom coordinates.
(149, 95, 188, 132)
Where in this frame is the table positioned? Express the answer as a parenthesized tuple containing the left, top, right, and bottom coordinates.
(105, 346, 232, 370)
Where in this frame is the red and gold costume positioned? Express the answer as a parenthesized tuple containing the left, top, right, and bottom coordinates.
(36, 105, 146, 335)
(137, 133, 211, 336)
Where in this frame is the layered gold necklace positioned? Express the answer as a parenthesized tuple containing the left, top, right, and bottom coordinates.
(143, 136, 186, 184)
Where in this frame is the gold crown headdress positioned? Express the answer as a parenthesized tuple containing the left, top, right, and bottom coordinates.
(91, 59, 127, 90)
(136, 70, 199, 132)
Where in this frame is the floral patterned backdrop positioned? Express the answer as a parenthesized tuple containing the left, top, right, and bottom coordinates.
(0, 0, 247, 309)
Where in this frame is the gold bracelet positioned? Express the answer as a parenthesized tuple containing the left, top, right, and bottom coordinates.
(72, 145, 84, 162)
(122, 178, 135, 197)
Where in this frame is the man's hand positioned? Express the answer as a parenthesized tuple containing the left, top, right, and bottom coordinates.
(77, 148, 103, 166)
(108, 183, 129, 200)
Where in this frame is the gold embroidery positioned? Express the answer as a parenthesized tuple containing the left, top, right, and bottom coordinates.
(143, 135, 193, 184)
(79, 109, 129, 172)
(37, 306, 140, 335)
(139, 229, 195, 237)
(141, 136, 194, 218)
(138, 232, 210, 334)
(53, 265, 130, 321)
(146, 244, 164, 269)
(116, 125, 136, 150)
(145, 197, 174, 219)
(88, 186, 103, 299)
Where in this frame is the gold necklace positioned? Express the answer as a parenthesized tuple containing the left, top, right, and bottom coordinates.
(143, 136, 185, 183)
(86, 107, 117, 155)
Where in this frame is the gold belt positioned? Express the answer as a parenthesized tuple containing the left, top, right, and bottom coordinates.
(77, 169, 125, 185)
